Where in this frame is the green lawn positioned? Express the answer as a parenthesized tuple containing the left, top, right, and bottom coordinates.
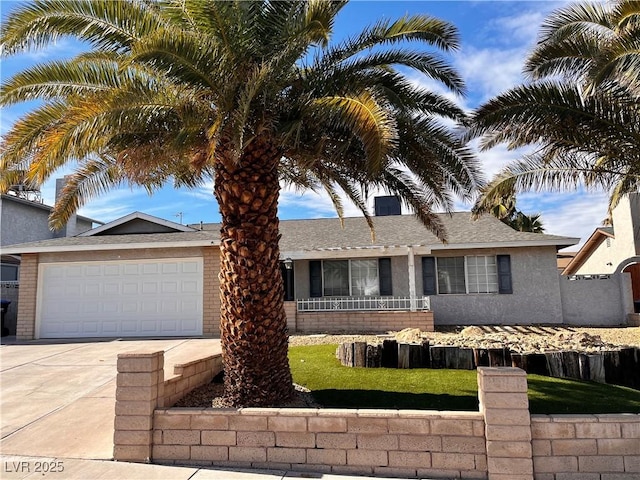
(289, 344, 640, 414)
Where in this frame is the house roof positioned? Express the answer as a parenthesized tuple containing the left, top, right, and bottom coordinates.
(193, 213, 577, 253)
(0, 194, 102, 224)
(561, 226, 614, 275)
(78, 211, 196, 236)
(3, 211, 579, 256)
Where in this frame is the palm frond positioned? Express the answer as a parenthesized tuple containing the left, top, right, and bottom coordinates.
(313, 92, 398, 174)
(1, 0, 163, 55)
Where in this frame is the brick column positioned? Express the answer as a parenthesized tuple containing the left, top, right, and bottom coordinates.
(202, 246, 220, 338)
(16, 253, 38, 340)
(284, 301, 297, 333)
(113, 351, 164, 462)
(478, 367, 533, 480)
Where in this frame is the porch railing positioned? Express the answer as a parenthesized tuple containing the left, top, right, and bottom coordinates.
(296, 296, 430, 312)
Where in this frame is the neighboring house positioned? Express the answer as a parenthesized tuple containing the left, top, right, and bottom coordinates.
(0, 182, 102, 335)
(556, 251, 576, 272)
(562, 193, 640, 310)
(4, 200, 583, 340)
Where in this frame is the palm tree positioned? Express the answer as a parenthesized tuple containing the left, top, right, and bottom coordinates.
(0, 0, 480, 406)
(510, 212, 545, 233)
(470, 0, 640, 219)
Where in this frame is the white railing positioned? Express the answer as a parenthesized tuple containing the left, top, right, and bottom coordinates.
(0, 281, 19, 288)
(297, 296, 430, 312)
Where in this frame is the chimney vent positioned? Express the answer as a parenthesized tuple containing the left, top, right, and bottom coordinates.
(374, 196, 401, 216)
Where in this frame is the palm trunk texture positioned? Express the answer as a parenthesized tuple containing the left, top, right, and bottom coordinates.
(213, 138, 295, 407)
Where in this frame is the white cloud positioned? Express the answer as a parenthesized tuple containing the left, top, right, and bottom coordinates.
(529, 191, 609, 248)
(76, 188, 146, 222)
(455, 46, 529, 102)
(485, 11, 546, 46)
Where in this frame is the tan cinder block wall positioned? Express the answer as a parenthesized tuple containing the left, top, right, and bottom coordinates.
(478, 367, 533, 480)
(16, 253, 38, 340)
(531, 414, 640, 480)
(162, 354, 223, 407)
(114, 356, 640, 478)
(114, 351, 164, 462)
(293, 311, 434, 334)
(153, 408, 487, 478)
(114, 350, 224, 462)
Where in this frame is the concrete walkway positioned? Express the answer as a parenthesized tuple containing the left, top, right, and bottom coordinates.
(1, 338, 222, 459)
(0, 338, 425, 479)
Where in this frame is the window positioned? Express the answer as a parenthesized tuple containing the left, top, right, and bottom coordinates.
(1, 264, 19, 282)
(323, 260, 350, 296)
(323, 259, 379, 296)
(466, 256, 498, 293)
(423, 255, 511, 295)
(310, 259, 390, 297)
(437, 257, 466, 294)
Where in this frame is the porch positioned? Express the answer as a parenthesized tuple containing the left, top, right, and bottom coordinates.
(284, 296, 434, 334)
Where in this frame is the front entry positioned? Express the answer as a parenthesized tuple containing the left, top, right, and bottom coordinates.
(623, 263, 640, 312)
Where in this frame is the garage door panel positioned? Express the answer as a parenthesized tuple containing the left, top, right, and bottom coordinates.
(104, 265, 119, 276)
(38, 258, 203, 338)
(85, 265, 102, 276)
(182, 280, 199, 293)
(142, 264, 158, 274)
(182, 261, 199, 273)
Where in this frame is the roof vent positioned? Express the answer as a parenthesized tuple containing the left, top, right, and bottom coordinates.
(374, 196, 402, 216)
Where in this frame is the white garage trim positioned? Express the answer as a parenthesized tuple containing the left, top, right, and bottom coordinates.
(35, 258, 203, 339)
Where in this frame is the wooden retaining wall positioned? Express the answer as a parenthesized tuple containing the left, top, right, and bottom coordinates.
(337, 341, 640, 390)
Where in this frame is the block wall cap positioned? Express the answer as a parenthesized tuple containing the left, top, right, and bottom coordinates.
(118, 351, 164, 358)
(478, 367, 526, 376)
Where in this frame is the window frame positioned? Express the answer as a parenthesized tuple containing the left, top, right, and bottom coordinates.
(435, 255, 500, 295)
(320, 258, 381, 297)
(0, 263, 20, 282)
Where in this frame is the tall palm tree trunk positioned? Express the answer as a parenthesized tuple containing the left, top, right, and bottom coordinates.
(214, 138, 295, 407)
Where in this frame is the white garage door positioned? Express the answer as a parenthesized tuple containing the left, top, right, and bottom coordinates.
(37, 258, 203, 338)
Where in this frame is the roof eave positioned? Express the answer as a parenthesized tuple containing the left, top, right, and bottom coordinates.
(561, 229, 611, 275)
(280, 238, 580, 259)
(3, 240, 220, 255)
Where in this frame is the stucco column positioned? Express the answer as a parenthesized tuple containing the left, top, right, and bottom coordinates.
(407, 246, 416, 311)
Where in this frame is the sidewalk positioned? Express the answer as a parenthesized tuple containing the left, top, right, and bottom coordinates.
(0, 340, 428, 480)
(0, 455, 425, 480)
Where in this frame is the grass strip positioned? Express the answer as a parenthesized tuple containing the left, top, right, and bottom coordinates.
(290, 344, 640, 414)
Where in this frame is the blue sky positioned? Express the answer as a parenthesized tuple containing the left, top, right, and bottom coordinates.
(1, 1, 608, 248)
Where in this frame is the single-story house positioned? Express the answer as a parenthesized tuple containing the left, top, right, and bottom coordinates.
(4, 200, 581, 340)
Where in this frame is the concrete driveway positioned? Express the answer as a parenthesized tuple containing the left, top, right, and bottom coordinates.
(0, 338, 221, 460)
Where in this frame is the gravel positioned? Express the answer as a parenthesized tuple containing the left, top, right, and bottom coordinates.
(289, 326, 640, 353)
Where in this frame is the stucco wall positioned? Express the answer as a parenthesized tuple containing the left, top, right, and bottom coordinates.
(1, 198, 55, 246)
(560, 273, 633, 326)
(391, 256, 409, 296)
(579, 193, 640, 276)
(294, 261, 310, 298)
(0, 197, 94, 246)
(577, 236, 619, 274)
(420, 247, 564, 325)
(612, 193, 640, 259)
